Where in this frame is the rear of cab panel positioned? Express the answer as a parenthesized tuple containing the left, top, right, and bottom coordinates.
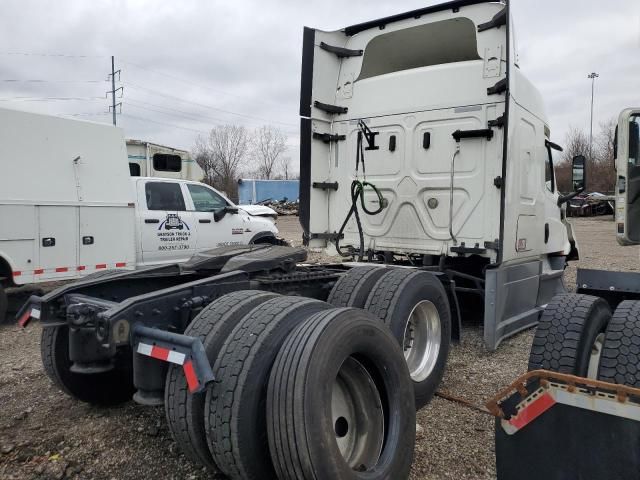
(301, 0, 563, 267)
(301, 1, 509, 261)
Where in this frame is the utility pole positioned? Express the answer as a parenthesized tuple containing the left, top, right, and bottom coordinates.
(588, 72, 599, 165)
(107, 56, 123, 126)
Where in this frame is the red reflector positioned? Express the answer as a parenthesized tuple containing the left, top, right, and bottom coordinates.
(18, 310, 31, 328)
(115, 262, 126, 268)
(508, 392, 556, 430)
(95, 264, 107, 269)
(34, 269, 44, 275)
(13, 271, 21, 277)
(77, 266, 86, 271)
(183, 360, 200, 393)
(55, 267, 68, 273)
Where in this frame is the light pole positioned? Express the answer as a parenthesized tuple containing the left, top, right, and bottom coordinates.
(588, 72, 599, 166)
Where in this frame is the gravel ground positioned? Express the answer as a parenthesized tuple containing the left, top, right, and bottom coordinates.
(1, 216, 638, 480)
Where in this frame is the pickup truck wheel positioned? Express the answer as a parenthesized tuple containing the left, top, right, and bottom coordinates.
(0, 285, 8, 324)
(205, 296, 330, 480)
(40, 325, 134, 405)
(597, 300, 640, 387)
(267, 308, 415, 480)
(164, 290, 278, 472)
(364, 269, 451, 409)
(327, 266, 388, 308)
(528, 293, 611, 378)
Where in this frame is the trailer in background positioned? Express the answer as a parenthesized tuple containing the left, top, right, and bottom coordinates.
(126, 139, 203, 182)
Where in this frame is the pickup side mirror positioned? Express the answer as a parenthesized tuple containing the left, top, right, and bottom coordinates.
(213, 205, 239, 222)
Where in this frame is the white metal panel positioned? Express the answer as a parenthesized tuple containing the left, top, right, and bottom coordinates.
(0, 205, 36, 240)
(0, 108, 132, 206)
(36, 206, 78, 280)
(79, 206, 136, 274)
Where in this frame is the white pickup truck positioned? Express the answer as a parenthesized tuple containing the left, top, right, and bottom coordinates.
(0, 107, 280, 320)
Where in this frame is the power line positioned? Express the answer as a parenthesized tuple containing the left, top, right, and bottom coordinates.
(0, 96, 105, 102)
(126, 99, 227, 125)
(125, 81, 296, 127)
(121, 112, 209, 134)
(0, 79, 106, 83)
(125, 97, 298, 135)
(0, 52, 106, 58)
(121, 59, 287, 110)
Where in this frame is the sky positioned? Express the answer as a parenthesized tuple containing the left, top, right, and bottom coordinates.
(0, 0, 638, 175)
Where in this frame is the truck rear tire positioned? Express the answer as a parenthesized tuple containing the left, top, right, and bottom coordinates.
(528, 293, 611, 378)
(364, 269, 451, 409)
(0, 285, 8, 324)
(267, 308, 415, 480)
(597, 300, 640, 387)
(205, 296, 330, 480)
(164, 290, 278, 472)
(327, 266, 388, 308)
(40, 325, 134, 405)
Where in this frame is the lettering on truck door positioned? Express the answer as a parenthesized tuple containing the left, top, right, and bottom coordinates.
(139, 181, 195, 264)
(185, 183, 244, 249)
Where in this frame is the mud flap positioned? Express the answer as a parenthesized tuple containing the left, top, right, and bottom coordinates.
(489, 371, 640, 480)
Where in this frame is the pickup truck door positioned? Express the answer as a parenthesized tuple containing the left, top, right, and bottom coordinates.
(138, 180, 196, 264)
(184, 183, 246, 249)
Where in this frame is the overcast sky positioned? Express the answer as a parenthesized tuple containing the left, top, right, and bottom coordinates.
(1, 0, 638, 173)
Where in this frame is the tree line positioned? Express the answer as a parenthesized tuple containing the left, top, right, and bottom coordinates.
(192, 125, 294, 199)
(555, 119, 616, 193)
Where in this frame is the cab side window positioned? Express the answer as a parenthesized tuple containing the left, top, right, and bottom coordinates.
(545, 144, 555, 193)
(145, 182, 186, 211)
(187, 184, 227, 211)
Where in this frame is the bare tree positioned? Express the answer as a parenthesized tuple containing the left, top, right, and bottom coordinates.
(193, 125, 249, 199)
(276, 156, 292, 180)
(252, 126, 287, 179)
(193, 135, 216, 185)
(555, 123, 616, 193)
(591, 119, 616, 193)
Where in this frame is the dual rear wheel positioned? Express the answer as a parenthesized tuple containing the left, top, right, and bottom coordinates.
(328, 267, 452, 409)
(164, 292, 416, 480)
(529, 294, 640, 388)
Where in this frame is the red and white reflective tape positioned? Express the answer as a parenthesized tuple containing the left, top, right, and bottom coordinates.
(136, 342, 200, 393)
(501, 382, 640, 435)
(137, 342, 186, 365)
(12, 262, 127, 277)
(504, 391, 556, 433)
(18, 307, 41, 328)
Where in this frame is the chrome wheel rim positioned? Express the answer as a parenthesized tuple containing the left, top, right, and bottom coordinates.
(331, 357, 384, 470)
(403, 300, 442, 382)
(587, 332, 605, 379)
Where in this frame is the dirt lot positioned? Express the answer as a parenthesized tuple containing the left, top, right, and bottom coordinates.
(1, 216, 638, 480)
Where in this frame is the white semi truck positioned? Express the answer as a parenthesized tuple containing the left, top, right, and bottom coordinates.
(17, 2, 612, 479)
(0, 108, 280, 321)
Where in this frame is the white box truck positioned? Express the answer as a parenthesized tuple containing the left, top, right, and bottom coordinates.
(0, 108, 280, 320)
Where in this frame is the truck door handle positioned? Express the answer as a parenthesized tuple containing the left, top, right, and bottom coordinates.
(145, 219, 160, 224)
(544, 223, 550, 244)
(452, 129, 494, 142)
(199, 219, 211, 224)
